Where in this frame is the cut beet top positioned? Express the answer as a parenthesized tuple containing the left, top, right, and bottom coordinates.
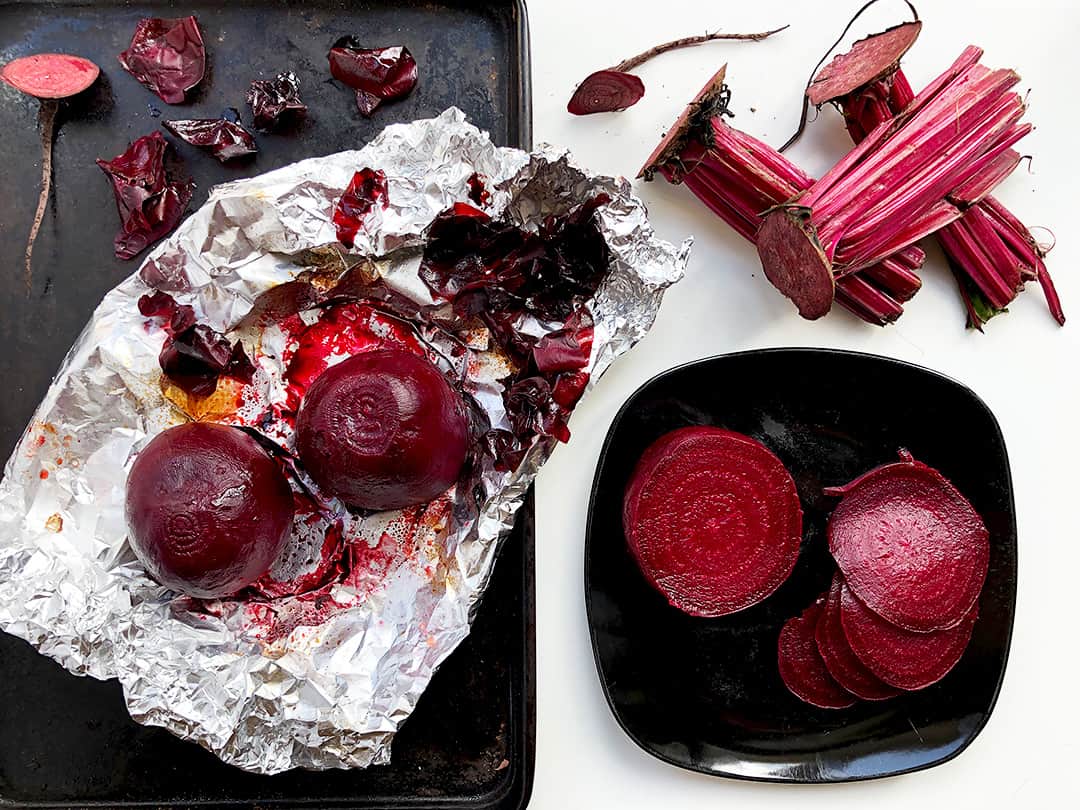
(622, 426, 802, 618)
(125, 423, 294, 599)
(826, 450, 989, 632)
(840, 583, 978, 691)
(815, 575, 900, 701)
(778, 598, 857, 709)
(295, 348, 470, 511)
(1, 53, 99, 99)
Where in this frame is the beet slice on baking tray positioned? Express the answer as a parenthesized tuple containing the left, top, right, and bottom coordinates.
(623, 426, 802, 618)
(778, 599, 857, 709)
(825, 450, 989, 632)
(815, 575, 900, 701)
(840, 583, 978, 691)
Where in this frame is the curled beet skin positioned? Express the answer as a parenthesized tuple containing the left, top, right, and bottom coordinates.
(163, 118, 258, 162)
(118, 16, 206, 104)
(247, 71, 307, 130)
(97, 132, 193, 260)
(328, 38, 417, 116)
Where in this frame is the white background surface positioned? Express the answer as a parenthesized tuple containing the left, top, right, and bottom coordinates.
(527, 0, 1080, 807)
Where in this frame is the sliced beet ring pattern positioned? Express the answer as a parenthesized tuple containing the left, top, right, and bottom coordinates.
(778, 599, 857, 709)
(840, 583, 979, 691)
(825, 451, 989, 632)
(622, 426, 802, 618)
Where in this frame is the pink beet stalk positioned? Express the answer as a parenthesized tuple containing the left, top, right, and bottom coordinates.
(639, 67, 923, 325)
(810, 22, 1063, 328)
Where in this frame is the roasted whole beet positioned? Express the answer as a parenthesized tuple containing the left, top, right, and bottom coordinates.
(295, 349, 470, 511)
(125, 423, 294, 598)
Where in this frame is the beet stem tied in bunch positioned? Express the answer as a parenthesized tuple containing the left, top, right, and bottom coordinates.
(639, 67, 924, 325)
(643, 43, 1038, 326)
(805, 20, 1063, 329)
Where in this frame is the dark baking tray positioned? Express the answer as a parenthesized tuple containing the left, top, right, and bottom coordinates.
(0, 1, 534, 807)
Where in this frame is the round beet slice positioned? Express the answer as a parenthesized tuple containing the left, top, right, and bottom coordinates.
(1, 53, 100, 99)
(815, 575, 900, 701)
(840, 584, 978, 691)
(623, 426, 802, 618)
(825, 451, 989, 632)
(778, 599, 857, 709)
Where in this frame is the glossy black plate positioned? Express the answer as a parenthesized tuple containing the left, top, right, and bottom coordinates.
(0, 1, 533, 807)
(585, 349, 1016, 783)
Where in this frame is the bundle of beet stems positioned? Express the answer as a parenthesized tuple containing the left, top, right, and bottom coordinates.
(641, 36, 1047, 327)
(803, 19, 1063, 328)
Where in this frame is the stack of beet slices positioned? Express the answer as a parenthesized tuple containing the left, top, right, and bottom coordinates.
(779, 451, 990, 708)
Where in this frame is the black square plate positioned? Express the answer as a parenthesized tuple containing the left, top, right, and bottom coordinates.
(585, 349, 1016, 783)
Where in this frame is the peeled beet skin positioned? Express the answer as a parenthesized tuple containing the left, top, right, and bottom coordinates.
(295, 349, 470, 511)
(125, 423, 294, 598)
(840, 583, 978, 691)
(815, 575, 900, 701)
(826, 451, 989, 632)
(778, 598, 857, 709)
(622, 427, 802, 618)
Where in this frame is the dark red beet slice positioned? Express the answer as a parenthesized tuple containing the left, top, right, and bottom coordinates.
(162, 119, 258, 162)
(567, 70, 645, 115)
(622, 427, 802, 618)
(295, 349, 470, 511)
(778, 599, 857, 709)
(118, 16, 206, 104)
(815, 575, 900, 700)
(808, 21, 923, 106)
(1, 53, 99, 99)
(826, 450, 989, 632)
(756, 206, 835, 320)
(125, 423, 294, 598)
(840, 583, 978, 691)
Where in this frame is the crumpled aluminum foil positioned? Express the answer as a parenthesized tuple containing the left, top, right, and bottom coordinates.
(0, 108, 689, 774)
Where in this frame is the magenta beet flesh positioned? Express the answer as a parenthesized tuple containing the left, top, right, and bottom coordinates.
(815, 575, 900, 700)
(777, 599, 857, 709)
(295, 349, 470, 511)
(826, 452, 989, 632)
(125, 423, 294, 598)
(622, 426, 802, 618)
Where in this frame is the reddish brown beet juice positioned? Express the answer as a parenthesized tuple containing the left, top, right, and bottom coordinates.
(125, 423, 294, 598)
(295, 348, 469, 511)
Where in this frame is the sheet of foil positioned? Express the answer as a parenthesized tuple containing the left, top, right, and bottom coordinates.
(0, 108, 690, 774)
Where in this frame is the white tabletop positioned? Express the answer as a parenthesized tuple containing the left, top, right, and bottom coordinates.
(528, 0, 1080, 806)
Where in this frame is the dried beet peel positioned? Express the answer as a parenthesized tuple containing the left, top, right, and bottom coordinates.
(163, 118, 258, 162)
(778, 599, 857, 709)
(247, 71, 306, 131)
(119, 16, 206, 104)
(623, 427, 802, 618)
(328, 38, 417, 116)
(826, 450, 989, 632)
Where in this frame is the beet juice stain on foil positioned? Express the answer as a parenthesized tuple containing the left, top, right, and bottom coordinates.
(0, 109, 690, 774)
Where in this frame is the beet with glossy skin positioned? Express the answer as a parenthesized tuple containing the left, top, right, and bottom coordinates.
(840, 583, 978, 691)
(815, 575, 900, 701)
(622, 426, 802, 618)
(825, 450, 989, 632)
(778, 599, 857, 709)
(125, 423, 294, 598)
(295, 349, 470, 511)
(118, 16, 206, 104)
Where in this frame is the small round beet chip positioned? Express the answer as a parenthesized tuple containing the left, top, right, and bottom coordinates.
(778, 599, 857, 709)
(815, 575, 900, 701)
(826, 451, 989, 632)
(623, 426, 802, 618)
(840, 584, 978, 691)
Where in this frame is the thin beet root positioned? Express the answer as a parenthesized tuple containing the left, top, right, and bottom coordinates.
(1, 53, 100, 295)
(567, 26, 787, 115)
